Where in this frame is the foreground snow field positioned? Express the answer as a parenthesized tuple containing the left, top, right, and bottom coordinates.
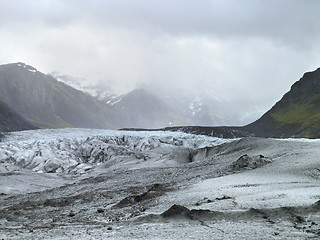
(0, 129, 320, 239)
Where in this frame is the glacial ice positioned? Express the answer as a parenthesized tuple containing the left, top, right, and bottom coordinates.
(0, 128, 235, 175)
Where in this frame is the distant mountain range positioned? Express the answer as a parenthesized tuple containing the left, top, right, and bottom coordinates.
(0, 63, 187, 131)
(50, 72, 118, 103)
(1, 62, 320, 138)
(52, 72, 244, 126)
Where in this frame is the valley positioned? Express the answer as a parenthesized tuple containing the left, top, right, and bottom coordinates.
(1, 1, 320, 239)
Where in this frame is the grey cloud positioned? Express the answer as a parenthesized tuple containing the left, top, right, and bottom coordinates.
(0, 0, 319, 124)
(2, 0, 320, 46)
(74, 0, 320, 49)
(0, 1, 72, 28)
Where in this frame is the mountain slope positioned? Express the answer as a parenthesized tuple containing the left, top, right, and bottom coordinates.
(112, 88, 187, 128)
(0, 63, 124, 129)
(0, 99, 35, 132)
(245, 67, 320, 138)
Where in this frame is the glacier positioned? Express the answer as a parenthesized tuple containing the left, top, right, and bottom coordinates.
(1, 129, 320, 239)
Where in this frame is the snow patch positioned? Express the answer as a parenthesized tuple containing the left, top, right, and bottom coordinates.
(189, 97, 203, 116)
(28, 68, 37, 73)
(109, 97, 122, 105)
(51, 73, 117, 102)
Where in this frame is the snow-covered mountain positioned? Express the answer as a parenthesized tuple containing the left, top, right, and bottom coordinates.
(48, 73, 190, 128)
(50, 72, 118, 102)
(158, 90, 243, 126)
(48, 72, 251, 127)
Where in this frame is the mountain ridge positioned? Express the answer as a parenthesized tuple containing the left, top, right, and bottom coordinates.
(1, 62, 320, 138)
(244, 67, 320, 138)
(0, 63, 187, 130)
(0, 62, 124, 129)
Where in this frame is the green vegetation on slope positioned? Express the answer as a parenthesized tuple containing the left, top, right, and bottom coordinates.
(245, 67, 320, 138)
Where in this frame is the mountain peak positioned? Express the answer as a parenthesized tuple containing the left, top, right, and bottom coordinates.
(16, 62, 38, 73)
(1, 62, 38, 74)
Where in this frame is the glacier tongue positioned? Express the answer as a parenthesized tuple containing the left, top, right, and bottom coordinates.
(0, 129, 235, 176)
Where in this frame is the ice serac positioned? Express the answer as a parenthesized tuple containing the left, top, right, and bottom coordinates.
(0, 128, 233, 178)
(245, 67, 320, 138)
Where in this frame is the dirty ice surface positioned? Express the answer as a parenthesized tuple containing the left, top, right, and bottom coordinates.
(0, 129, 320, 239)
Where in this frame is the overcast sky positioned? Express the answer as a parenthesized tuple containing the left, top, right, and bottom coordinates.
(0, 0, 319, 123)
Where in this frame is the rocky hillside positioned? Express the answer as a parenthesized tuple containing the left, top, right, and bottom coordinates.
(0, 63, 125, 129)
(245, 67, 320, 138)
